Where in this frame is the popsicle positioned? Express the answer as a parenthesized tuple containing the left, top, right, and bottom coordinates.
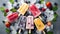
(7, 12, 18, 22)
(26, 16, 34, 34)
(34, 18, 45, 31)
(18, 15, 26, 30)
(18, 3, 29, 15)
(29, 4, 41, 17)
(18, 15, 26, 34)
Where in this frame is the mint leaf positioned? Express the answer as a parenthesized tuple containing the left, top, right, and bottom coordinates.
(53, 6, 58, 11)
(4, 12, 7, 16)
(47, 31, 53, 34)
(5, 28, 10, 34)
(9, 0, 14, 4)
(10, 8, 16, 12)
(52, 12, 58, 22)
(0, 7, 5, 12)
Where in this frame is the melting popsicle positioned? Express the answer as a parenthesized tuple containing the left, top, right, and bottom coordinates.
(26, 16, 34, 29)
(18, 15, 26, 34)
(34, 18, 45, 31)
(18, 3, 29, 15)
(7, 12, 18, 22)
(18, 15, 26, 30)
(26, 16, 34, 34)
(29, 4, 41, 17)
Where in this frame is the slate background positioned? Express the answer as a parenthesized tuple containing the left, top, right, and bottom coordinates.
(0, 0, 60, 34)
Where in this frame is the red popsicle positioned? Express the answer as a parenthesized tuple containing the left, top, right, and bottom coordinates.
(29, 4, 41, 17)
(7, 12, 18, 22)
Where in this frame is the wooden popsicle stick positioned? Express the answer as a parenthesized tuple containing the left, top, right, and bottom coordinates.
(39, 16, 43, 20)
(43, 31, 46, 34)
(18, 29, 21, 34)
(18, 14, 20, 16)
(29, 29, 31, 34)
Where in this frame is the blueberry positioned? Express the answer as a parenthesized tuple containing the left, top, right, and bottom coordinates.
(54, 2, 58, 6)
(24, 11, 32, 16)
(2, 21, 5, 23)
(25, 1, 30, 4)
(15, 0, 18, 2)
(42, 13, 45, 16)
(28, 1, 30, 3)
(14, 6, 19, 9)
(17, 4, 19, 6)
(16, 28, 20, 32)
(38, 1, 41, 4)
(39, 7, 43, 10)
(44, 15, 47, 18)
(3, 3, 6, 6)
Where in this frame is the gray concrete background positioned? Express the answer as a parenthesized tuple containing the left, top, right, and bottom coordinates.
(0, 0, 60, 34)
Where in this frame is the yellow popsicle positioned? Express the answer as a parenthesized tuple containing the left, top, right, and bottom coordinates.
(18, 3, 29, 15)
(34, 18, 45, 31)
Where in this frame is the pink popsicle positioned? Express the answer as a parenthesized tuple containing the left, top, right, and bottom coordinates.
(7, 12, 18, 22)
(29, 4, 41, 17)
(26, 16, 34, 29)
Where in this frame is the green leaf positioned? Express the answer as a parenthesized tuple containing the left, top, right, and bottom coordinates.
(0, 7, 5, 12)
(5, 28, 10, 34)
(29, 33, 31, 34)
(53, 6, 58, 11)
(47, 31, 53, 34)
(4, 12, 7, 16)
(16, 32, 19, 34)
(40, 0, 44, 4)
(52, 12, 58, 22)
(10, 8, 16, 12)
(9, 0, 14, 4)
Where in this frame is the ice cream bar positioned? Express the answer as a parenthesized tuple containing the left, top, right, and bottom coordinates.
(7, 12, 18, 22)
(34, 18, 45, 31)
(26, 16, 34, 29)
(18, 15, 26, 30)
(29, 4, 41, 17)
(18, 3, 29, 15)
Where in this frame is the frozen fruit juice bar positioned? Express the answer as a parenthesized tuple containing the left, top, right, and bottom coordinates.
(18, 15, 26, 30)
(7, 12, 18, 22)
(34, 18, 45, 31)
(26, 16, 34, 29)
(18, 3, 29, 15)
(29, 4, 41, 17)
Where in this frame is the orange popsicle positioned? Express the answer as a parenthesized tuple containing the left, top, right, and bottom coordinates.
(34, 18, 45, 31)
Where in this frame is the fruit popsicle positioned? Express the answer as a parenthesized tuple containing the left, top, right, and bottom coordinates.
(18, 3, 29, 15)
(7, 12, 18, 22)
(26, 16, 34, 34)
(26, 16, 34, 29)
(18, 15, 26, 30)
(29, 4, 41, 17)
(34, 18, 45, 31)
